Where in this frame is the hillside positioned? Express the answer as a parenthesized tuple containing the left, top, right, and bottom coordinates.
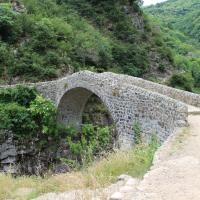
(144, 0, 200, 93)
(0, 0, 174, 84)
(145, 0, 200, 43)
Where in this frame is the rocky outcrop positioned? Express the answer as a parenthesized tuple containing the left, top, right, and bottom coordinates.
(0, 130, 70, 175)
(0, 130, 17, 173)
(123, 4, 144, 31)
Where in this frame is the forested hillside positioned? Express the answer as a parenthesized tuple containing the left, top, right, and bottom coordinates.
(0, 0, 174, 84)
(146, 0, 200, 42)
(1, 0, 199, 92)
(145, 0, 200, 93)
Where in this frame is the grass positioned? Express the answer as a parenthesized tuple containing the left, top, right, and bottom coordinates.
(169, 127, 190, 155)
(0, 138, 158, 200)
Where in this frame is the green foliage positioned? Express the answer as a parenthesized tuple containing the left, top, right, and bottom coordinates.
(0, 102, 37, 137)
(0, 7, 15, 42)
(0, 42, 14, 79)
(133, 121, 142, 145)
(145, 0, 200, 93)
(158, 64, 166, 72)
(0, 0, 173, 83)
(0, 87, 115, 170)
(29, 95, 57, 136)
(66, 124, 112, 167)
(0, 3, 12, 10)
(145, 0, 200, 42)
(0, 1, 114, 82)
(192, 65, 200, 87)
(169, 73, 194, 92)
(0, 86, 57, 138)
(0, 85, 37, 106)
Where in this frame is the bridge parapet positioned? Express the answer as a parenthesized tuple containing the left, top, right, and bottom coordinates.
(103, 72, 200, 107)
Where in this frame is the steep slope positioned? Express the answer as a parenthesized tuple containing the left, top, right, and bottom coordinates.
(144, 0, 200, 93)
(0, 0, 174, 84)
(145, 0, 200, 43)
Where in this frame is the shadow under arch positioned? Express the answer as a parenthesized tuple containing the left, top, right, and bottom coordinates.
(57, 87, 115, 130)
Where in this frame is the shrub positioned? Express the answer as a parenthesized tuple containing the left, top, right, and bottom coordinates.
(0, 8, 15, 41)
(0, 103, 37, 137)
(169, 72, 194, 92)
(66, 124, 112, 167)
(0, 87, 57, 138)
(29, 95, 57, 136)
(192, 65, 200, 87)
(31, 18, 57, 52)
(158, 64, 166, 72)
(0, 85, 37, 107)
(0, 7, 22, 43)
(0, 42, 14, 79)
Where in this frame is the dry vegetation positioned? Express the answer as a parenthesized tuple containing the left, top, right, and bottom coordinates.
(0, 141, 158, 200)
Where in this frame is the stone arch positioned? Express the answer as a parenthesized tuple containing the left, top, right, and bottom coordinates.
(35, 71, 188, 149)
(57, 87, 115, 130)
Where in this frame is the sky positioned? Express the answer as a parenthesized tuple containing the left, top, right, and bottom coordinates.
(143, 0, 168, 6)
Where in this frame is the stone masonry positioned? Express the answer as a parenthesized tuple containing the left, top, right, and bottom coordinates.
(31, 71, 190, 148)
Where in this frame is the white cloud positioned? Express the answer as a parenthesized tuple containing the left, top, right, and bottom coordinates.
(143, 0, 168, 6)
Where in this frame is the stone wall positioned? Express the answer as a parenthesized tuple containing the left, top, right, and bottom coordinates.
(104, 72, 200, 107)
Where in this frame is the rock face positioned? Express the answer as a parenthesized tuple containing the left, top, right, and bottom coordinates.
(0, 131, 17, 173)
(0, 130, 70, 175)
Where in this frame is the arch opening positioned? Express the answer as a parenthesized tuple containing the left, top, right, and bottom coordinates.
(57, 87, 115, 130)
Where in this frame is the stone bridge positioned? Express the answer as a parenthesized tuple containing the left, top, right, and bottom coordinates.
(2, 71, 200, 148)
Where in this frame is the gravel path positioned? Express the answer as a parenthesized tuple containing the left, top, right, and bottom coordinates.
(34, 106, 200, 200)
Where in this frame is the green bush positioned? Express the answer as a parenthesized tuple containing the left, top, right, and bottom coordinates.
(192, 65, 200, 87)
(66, 124, 112, 166)
(0, 86, 57, 138)
(158, 64, 166, 72)
(0, 7, 22, 43)
(0, 42, 14, 79)
(0, 8, 15, 42)
(0, 85, 37, 106)
(169, 72, 194, 92)
(29, 95, 57, 135)
(0, 103, 37, 137)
